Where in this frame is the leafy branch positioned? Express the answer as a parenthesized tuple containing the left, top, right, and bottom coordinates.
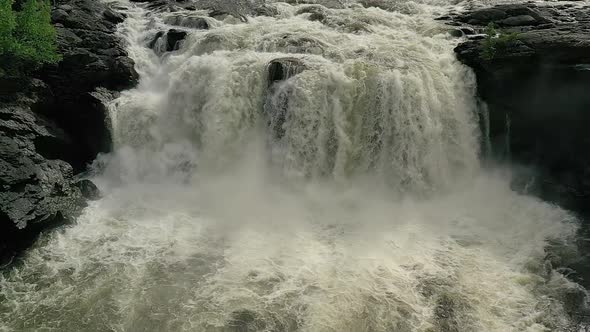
(481, 23, 519, 61)
(0, 0, 61, 78)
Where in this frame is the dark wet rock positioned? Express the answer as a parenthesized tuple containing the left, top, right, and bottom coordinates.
(501, 14, 537, 26)
(460, 27, 476, 35)
(452, 3, 590, 215)
(449, 28, 464, 38)
(74, 179, 101, 200)
(458, 5, 549, 27)
(103, 7, 126, 24)
(1, 0, 137, 263)
(253, 4, 279, 17)
(166, 29, 188, 51)
(149, 29, 189, 53)
(164, 14, 209, 29)
(267, 58, 306, 86)
(148, 31, 166, 49)
(462, 8, 507, 25)
(0, 85, 85, 264)
(35, 0, 138, 172)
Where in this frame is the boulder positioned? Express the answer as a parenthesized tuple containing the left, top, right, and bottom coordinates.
(148, 29, 189, 53)
(74, 179, 101, 200)
(458, 4, 549, 27)
(166, 29, 188, 51)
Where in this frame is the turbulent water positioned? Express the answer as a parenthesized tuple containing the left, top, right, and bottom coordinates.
(1, 0, 588, 331)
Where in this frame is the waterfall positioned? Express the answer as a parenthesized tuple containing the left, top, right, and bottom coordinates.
(0, 1, 586, 331)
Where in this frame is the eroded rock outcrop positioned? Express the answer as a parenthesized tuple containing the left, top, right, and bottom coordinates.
(0, 81, 85, 263)
(37, 0, 139, 172)
(1, 0, 138, 264)
(450, 3, 590, 216)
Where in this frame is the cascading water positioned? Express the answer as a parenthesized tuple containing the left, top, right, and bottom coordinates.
(1, 0, 587, 331)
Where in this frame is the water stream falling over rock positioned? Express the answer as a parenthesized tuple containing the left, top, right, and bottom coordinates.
(1, 0, 587, 331)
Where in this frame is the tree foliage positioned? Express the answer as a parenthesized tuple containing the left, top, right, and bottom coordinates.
(481, 23, 519, 61)
(0, 0, 61, 77)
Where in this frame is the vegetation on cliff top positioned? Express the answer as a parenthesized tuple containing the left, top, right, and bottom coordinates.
(0, 0, 61, 78)
(481, 23, 519, 61)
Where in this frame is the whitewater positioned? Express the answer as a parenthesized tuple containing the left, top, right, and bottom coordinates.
(1, 0, 587, 331)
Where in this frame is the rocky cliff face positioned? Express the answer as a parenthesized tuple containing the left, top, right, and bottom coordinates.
(39, 0, 139, 171)
(0, 81, 84, 263)
(449, 3, 590, 216)
(449, 2, 590, 290)
(0, 0, 137, 264)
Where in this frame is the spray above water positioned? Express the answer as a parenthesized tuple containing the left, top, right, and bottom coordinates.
(0, 0, 586, 331)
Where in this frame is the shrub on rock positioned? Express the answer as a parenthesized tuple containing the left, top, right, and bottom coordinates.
(0, 0, 61, 77)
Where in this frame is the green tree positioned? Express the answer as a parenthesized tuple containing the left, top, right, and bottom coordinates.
(481, 23, 519, 61)
(0, 0, 61, 77)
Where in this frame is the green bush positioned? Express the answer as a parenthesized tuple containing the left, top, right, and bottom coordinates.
(0, 0, 61, 78)
(481, 23, 519, 61)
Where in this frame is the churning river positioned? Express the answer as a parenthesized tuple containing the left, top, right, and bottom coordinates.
(1, 0, 588, 331)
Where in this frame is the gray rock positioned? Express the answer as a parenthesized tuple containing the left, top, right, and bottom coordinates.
(164, 15, 209, 29)
(449, 29, 464, 38)
(501, 14, 537, 26)
(37, 0, 138, 173)
(148, 29, 190, 54)
(166, 29, 188, 51)
(103, 7, 126, 24)
(74, 179, 100, 200)
(0, 89, 85, 262)
(460, 27, 476, 35)
(0, 0, 140, 264)
(52, 9, 69, 22)
(462, 9, 507, 25)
